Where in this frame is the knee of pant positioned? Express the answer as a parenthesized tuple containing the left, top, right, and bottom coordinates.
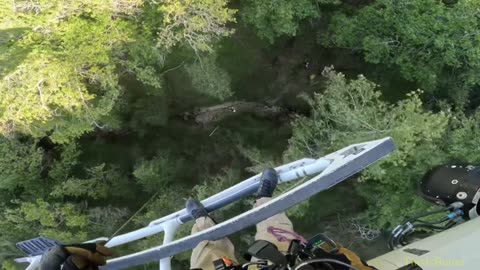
(39, 246, 69, 270)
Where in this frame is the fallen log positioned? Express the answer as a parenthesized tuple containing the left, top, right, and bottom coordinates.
(185, 101, 284, 125)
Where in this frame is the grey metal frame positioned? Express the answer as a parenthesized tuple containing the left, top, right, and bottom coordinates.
(18, 137, 395, 270)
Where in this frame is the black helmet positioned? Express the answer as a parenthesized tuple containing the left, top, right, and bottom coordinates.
(420, 164, 480, 219)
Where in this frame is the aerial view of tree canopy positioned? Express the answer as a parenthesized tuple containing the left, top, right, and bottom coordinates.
(240, 0, 320, 42)
(0, 1, 128, 142)
(327, 0, 480, 104)
(2, 0, 480, 269)
(286, 68, 480, 227)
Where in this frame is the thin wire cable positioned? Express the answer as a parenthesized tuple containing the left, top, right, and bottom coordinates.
(389, 208, 451, 249)
(107, 191, 159, 242)
(293, 258, 361, 270)
(404, 208, 449, 223)
(391, 217, 459, 248)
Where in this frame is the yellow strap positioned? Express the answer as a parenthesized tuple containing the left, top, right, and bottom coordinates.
(338, 247, 376, 270)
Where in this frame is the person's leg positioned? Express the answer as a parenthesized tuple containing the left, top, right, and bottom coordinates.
(254, 197, 301, 253)
(187, 199, 237, 270)
(190, 216, 237, 270)
(39, 246, 70, 270)
(253, 169, 304, 253)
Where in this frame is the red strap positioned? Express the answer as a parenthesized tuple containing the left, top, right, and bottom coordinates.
(267, 226, 307, 243)
(222, 257, 235, 266)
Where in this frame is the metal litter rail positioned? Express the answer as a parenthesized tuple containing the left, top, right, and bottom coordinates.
(17, 137, 395, 270)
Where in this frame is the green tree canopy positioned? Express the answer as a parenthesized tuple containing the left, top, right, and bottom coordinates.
(185, 53, 233, 101)
(8, 0, 480, 267)
(327, 0, 480, 104)
(0, 137, 42, 194)
(286, 68, 480, 227)
(241, 0, 320, 43)
(133, 153, 183, 191)
(156, 0, 236, 53)
(0, 1, 135, 143)
(0, 0, 235, 143)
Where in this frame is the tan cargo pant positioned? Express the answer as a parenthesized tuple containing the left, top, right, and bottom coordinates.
(190, 197, 297, 270)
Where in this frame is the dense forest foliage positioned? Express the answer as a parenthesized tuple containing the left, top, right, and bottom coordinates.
(2, 0, 480, 269)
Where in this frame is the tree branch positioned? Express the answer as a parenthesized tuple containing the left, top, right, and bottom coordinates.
(35, 78, 46, 108)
